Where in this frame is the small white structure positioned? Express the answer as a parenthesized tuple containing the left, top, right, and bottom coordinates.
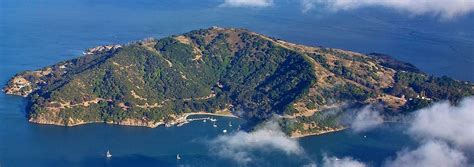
(106, 150, 112, 158)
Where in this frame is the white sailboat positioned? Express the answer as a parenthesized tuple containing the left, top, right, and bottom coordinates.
(176, 154, 181, 160)
(228, 121, 232, 127)
(213, 121, 217, 128)
(106, 150, 112, 158)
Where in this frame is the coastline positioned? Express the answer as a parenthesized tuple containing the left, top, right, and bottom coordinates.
(290, 121, 407, 138)
(290, 127, 347, 138)
(26, 108, 405, 138)
(28, 110, 238, 128)
(27, 112, 380, 138)
(183, 112, 238, 119)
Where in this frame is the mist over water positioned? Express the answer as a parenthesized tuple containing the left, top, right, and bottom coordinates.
(1, 0, 473, 166)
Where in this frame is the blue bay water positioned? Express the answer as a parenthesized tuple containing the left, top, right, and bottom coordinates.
(0, 0, 472, 166)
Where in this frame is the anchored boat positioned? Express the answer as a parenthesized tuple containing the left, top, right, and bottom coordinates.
(106, 150, 112, 158)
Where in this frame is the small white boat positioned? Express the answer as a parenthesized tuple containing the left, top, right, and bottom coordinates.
(210, 118, 217, 122)
(228, 122, 232, 127)
(176, 154, 181, 160)
(213, 122, 217, 128)
(203, 119, 207, 123)
(106, 150, 112, 158)
(223, 129, 227, 133)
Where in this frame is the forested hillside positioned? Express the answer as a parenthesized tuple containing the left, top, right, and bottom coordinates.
(4, 27, 474, 136)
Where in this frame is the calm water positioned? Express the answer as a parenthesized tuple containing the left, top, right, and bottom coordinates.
(0, 0, 472, 166)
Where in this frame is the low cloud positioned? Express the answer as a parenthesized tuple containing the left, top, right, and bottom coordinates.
(209, 121, 303, 163)
(385, 96, 474, 167)
(409, 97, 474, 148)
(324, 97, 474, 166)
(220, 0, 273, 8)
(385, 140, 467, 167)
(207, 97, 474, 165)
(301, 0, 474, 19)
(351, 106, 383, 132)
(301, 0, 318, 13)
(322, 156, 367, 167)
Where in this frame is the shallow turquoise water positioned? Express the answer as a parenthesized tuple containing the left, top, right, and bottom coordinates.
(0, 0, 472, 166)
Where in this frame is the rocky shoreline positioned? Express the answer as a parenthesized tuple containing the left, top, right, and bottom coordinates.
(28, 110, 237, 128)
(290, 127, 347, 138)
(27, 109, 344, 138)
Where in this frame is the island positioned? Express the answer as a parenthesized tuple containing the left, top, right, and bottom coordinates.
(4, 27, 474, 137)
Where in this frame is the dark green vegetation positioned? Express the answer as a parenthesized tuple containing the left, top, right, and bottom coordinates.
(4, 27, 474, 135)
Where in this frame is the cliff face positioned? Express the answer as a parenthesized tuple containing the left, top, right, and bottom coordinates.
(4, 27, 474, 136)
